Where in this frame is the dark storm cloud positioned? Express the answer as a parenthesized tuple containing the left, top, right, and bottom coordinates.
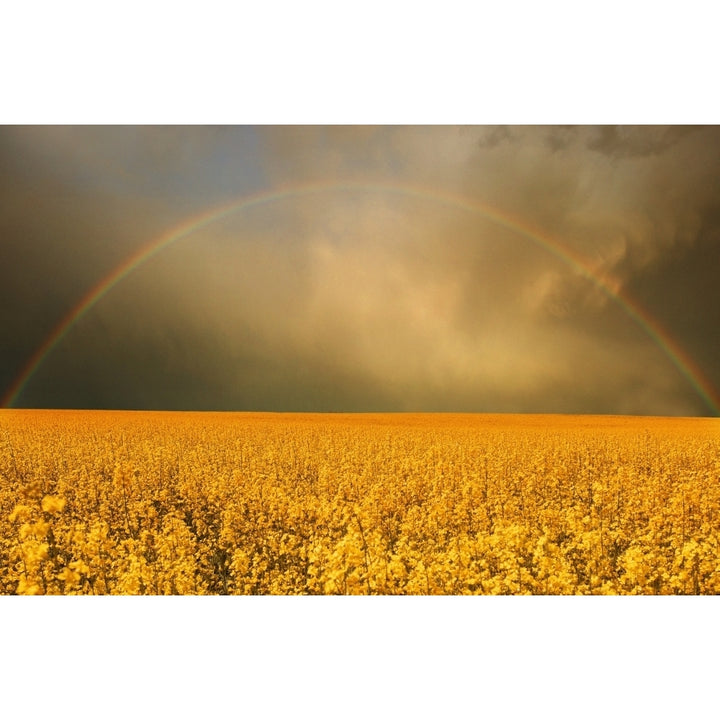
(622, 209, 720, 389)
(0, 127, 188, 399)
(476, 125, 512, 149)
(1, 126, 719, 415)
(0, 126, 267, 400)
(585, 125, 699, 159)
(543, 126, 578, 153)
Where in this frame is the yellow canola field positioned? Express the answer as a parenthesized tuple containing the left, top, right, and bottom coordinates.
(1, 410, 719, 595)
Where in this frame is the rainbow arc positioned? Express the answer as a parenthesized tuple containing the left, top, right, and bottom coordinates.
(3, 181, 718, 415)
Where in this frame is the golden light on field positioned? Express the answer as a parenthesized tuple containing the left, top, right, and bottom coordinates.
(2, 409, 719, 595)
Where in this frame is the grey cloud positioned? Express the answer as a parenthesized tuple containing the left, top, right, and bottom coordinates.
(2, 126, 719, 415)
(585, 125, 700, 159)
(543, 125, 579, 153)
(476, 125, 513, 149)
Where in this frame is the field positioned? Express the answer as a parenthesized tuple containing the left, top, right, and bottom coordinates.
(1, 410, 719, 595)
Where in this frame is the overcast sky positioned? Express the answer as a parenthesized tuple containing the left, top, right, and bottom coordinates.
(1, 125, 718, 415)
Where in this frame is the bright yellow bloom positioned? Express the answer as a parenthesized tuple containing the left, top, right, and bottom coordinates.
(8, 504, 32, 523)
(1, 410, 720, 595)
(41, 495, 66, 514)
(58, 567, 81, 587)
(17, 577, 42, 595)
(19, 520, 50, 541)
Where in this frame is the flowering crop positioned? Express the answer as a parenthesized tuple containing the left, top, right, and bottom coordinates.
(1, 410, 719, 594)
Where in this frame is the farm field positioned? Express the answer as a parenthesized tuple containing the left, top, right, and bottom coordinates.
(1, 410, 719, 595)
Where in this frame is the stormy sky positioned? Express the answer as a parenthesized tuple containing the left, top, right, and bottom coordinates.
(1, 125, 719, 415)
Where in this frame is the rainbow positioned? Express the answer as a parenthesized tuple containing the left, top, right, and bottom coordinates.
(3, 180, 719, 415)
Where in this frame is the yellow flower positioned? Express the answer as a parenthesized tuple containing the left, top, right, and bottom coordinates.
(8, 504, 32, 523)
(17, 577, 42, 595)
(69, 559, 90, 575)
(21, 542, 48, 566)
(41, 495, 66, 514)
(58, 567, 81, 587)
(19, 520, 50, 541)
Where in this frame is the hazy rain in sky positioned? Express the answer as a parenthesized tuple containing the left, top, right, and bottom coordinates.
(1, 125, 719, 415)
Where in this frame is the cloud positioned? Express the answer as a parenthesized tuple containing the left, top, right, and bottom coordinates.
(476, 125, 513, 149)
(585, 125, 699, 159)
(2, 126, 719, 414)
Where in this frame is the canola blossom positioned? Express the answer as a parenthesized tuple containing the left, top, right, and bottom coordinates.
(1, 410, 719, 595)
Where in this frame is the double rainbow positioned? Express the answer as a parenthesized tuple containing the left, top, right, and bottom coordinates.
(3, 181, 718, 415)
